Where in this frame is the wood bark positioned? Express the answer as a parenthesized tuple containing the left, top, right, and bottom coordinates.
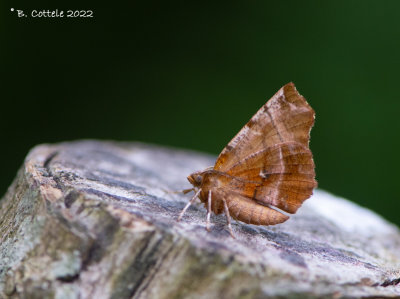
(0, 140, 399, 298)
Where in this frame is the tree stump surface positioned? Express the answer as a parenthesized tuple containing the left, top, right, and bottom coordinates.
(0, 140, 399, 299)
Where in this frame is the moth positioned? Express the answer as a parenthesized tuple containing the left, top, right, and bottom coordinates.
(178, 82, 317, 237)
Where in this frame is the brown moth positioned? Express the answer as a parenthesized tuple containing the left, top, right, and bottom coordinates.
(178, 82, 317, 237)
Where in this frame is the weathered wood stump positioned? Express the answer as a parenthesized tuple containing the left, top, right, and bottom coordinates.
(1, 140, 399, 298)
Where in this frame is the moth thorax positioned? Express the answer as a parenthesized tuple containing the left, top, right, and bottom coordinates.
(188, 166, 214, 187)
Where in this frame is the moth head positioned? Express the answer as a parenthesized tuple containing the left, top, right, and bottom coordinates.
(187, 171, 203, 187)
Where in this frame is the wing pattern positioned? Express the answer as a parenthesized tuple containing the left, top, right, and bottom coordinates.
(213, 83, 316, 214)
(214, 82, 315, 171)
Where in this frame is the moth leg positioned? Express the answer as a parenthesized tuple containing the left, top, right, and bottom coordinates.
(223, 199, 235, 239)
(206, 190, 212, 232)
(178, 189, 201, 221)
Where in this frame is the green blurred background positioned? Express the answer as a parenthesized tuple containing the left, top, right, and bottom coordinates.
(1, 1, 400, 226)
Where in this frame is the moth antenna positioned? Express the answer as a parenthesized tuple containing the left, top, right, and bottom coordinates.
(206, 190, 212, 232)
(163, 188, 194, 195)
(223, 199, 236, 239)
(177, 189, 201, 221)
(182, 188, 195, 194)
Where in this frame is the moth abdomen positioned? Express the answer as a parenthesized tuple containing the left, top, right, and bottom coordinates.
(226, 193, 289, 225)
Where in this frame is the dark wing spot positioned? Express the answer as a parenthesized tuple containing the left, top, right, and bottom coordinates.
(260, 170, 270, 180)
(252, 188, 258, 200)
(225, 144, 234, 151)
(247, 118, 257, 128)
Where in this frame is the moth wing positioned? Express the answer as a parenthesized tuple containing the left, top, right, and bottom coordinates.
(214, 82, 315, 172)
(223, 142, 317, 214)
